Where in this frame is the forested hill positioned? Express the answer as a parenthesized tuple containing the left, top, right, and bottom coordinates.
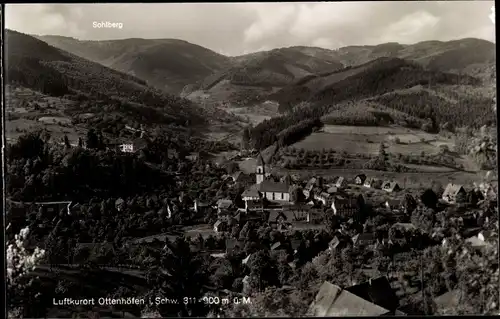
(249, 57, 495, 150)
(36, 34, 232, 94)
(5, 29, 211, 130)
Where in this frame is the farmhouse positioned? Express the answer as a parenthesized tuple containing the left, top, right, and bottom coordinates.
(442, 183, 466, 204)
(354, 174, 367, 185)
(382, 181, 401, 193)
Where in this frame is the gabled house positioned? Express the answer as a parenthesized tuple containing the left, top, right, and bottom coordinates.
(258, 180, 292, 202)
(354, 174, 367, 185)
(242, 184, 261, 202)
(307, 281, 391, 316)
(303, 177, 318, 199)
(230, 171, 245, 183)
(442, 183, 466, 204)
(345, 276, 400, 313)
(335, 176, 348, 188)
(326, 185, 338, 194)
(314, 192, 333, 206)
(331, 195, 364, 219)
(352, 233, 377, 247)
(213, 220, 227, 233)
(363, 178, 382, 189)
(382, 181, 401, 193)
(120, 137, 148, 153)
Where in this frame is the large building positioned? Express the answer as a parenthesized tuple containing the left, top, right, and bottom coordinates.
(244, 154, 292, 203)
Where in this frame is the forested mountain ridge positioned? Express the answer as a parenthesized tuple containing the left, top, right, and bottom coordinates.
(248, 57, 495, 151)
(36, 34, 232, 94)
(5, 29, 226, 132)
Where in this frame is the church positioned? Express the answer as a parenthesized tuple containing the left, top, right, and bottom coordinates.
(242, 154, 292, 203)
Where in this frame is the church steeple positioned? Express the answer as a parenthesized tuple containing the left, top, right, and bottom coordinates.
(256, 154, 265, 184)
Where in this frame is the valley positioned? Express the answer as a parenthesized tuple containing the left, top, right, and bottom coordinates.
(4, 10, 498, 319)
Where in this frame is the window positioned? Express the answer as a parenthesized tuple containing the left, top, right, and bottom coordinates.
(281, 193, 283, 200)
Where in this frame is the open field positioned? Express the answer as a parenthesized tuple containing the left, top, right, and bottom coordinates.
(293, 125, 454, 156)
(6, 86, 84, 144)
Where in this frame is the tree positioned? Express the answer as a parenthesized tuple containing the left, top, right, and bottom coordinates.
(63, 135, 71, 149)
(85, 129, 100, 150)
(420, 189, 438, 209)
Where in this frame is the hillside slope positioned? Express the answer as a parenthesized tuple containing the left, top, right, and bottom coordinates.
(182, 47, 344, 109)
(331, 38, 496, 80)
(5, 30, 214, 132)
(36, 35, 231, 94)
(249, 57, 495, 150)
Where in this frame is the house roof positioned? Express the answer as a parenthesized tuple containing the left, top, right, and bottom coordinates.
(281, 174, 292, 185)
(217, 199, 233, 209)
(315, 192, 332, 200)
(345, 276, 399, 311)
(132, 138, 148, 150)
(290, 239, 301, 250)
(214, 220, 223, 228)
(355, 174, 367, 181)
(465, 236, 491, 248)
(256, 154, 265, 166)
(242, 254, 251, 264)
(231, 171, 244, 181)
(392, 223, 416, 231)
(308, 281, 390, 316)
(226, 239, 244, 252)
(335, 176, 346, 185)
(305, 178, 317, 191)
(242, 184, 261, 198)
(433, 289, 461, 310)
(385, 199, 401, 207)
(268, 210, 296, 223)
(327, 186, 338, 194)
(270, 242, 283, 250)
(332, 195, 359, 207)
(382, 181, 400, 191)
(352, 233, 376, 244)
(258, 180, 290, 193)
(443, 183, 465, 198)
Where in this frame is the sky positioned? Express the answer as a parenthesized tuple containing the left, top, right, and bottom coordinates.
(5, 2, 496, 56)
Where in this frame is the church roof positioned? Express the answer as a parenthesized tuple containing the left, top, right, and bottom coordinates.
(259, 180, 290, 193)
(256, 154, 265, 166)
